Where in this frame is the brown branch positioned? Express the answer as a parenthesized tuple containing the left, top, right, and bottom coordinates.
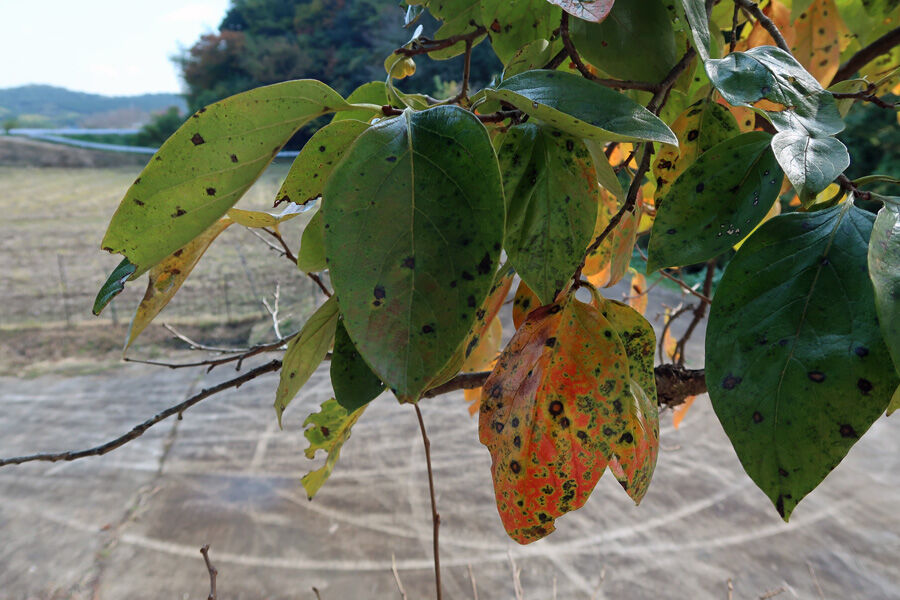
(124, 335, 293, 371)
(414, 403, 442, 600)
(394, 26, 487, 57)
(830, 27, 900, 85)
(200, 545, 218, 600)
(425, 364, 706, 409)
(262, 227, 297, 264)
(836, 173, 873, 203)
(673, 260, 716, 366)
(0, 359, 282, 467)
(543, 47, 569, 70)
(305, 271, 333, 297)
(733, 0, 791, 53)
(831, 85, 898, 110)
(730, 2, 740, 53)
(450, 39, 474, 105)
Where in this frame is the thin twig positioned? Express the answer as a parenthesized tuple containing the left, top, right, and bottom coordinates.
(637, 248, 713, 304)
(124, 335, 293, 371)
(450, 39, 474, 105)
(262, 227, 297, 263)
(467, 564, 479, 600)
(807, 562, 825, 600)
(727, 578, 734, 600)
(200, 544, 218, 600)
(306, 271, 333, 297)
(830, 27, 900, 85)
(673, 260, 716, 366)
(0, 359, 282, 467)
(730, 3, 741, 53)
(247, 226, 292, 261)
(261, 282, 283, 340)
(733, 0, 791, 53)
(392, 554, 408, 600)
(508, 551, 524, 600)
(395, 27, 487, 57)
(313, 587, 323, 600)
(163, 323, 245, 353)
(831, 85, 898, 109)
(658, 303, 692, 363)
(414, 403, 442, 600)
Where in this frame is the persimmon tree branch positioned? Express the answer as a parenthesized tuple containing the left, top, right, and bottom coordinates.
(0, 359, 282, 467)
(830, 27, 900, 85)
(200, 545, 218, 600)
(414, 403, 442, 600)
(732, 0, 791, 53)
(394, 27, 487, 58)
(832, 84, 898, 110)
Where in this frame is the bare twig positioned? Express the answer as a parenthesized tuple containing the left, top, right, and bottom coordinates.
(395, 27, 487, 57)
(730, 3, 741, 53)
(467, 564, 479, 600)
(200, 545, 218, 600)
(414, 403, 442, 600)
(637, 248, 713, 304)
(830, 27, 900, 85)
(261, 282, 283, 340)
(124, 335, 293, 371)
(673, 260, 716, 365)
(759, 587, 786, 599)
(727, 579, 734, 600)
(451, 39, 474, 104)
(305, 271, 333, 297)
(313, 587, 323, 600)
(836, 173, 873, 203)
(508, 551, 525, 600)
(0, 359, 282, 467)
(831, 84, 898, 109)
(163, 323, 246, 353)
(391, 554, 408, 600)
(733, 0, 791, 53)
(658, 303, 692, 363)
(262, 227, 297, 263)
(807, 562, 825, 600)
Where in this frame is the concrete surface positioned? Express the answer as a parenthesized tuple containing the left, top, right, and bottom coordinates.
(1, 297, 899, 599)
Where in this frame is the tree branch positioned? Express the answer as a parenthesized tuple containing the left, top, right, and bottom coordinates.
(200, 545, 218, 600)
(0, 359, 282, 467)
(830, 27, 900, 85)
(733, 0, 791, 53)
(394, 27, 487, 58)
(414, 404, 442, 600)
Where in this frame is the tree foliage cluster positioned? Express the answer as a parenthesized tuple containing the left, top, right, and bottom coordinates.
(17, 0, 900, 595)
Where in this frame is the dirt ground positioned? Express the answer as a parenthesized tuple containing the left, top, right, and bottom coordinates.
(0, 290, 898, 600)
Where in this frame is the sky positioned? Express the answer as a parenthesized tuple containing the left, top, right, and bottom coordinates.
(0, 0, 231, 96)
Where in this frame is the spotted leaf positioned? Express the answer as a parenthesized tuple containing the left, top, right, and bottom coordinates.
(512, 279, 541, 330)
(651, 100, 740, 202)
(100, 80, 363, 277)
(301, 398, 367, 499)
(479, 296, 632, 544)
(791, 0, 849, 85)
(331, 320, 385, 413)
(126, 218, 233, 349)
(647, 132, 784, 271)
(497, 123, 599, 304)
(481, 0, 560, 65)
(275, 120, 369, 206)
(598, 299, 660, 502)
(706, 202, 899, 520)
(323, 106, 504, 402)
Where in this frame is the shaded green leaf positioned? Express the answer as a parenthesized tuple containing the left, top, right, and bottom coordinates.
(297, 209, 326, 273)
(323, 106, 504, 402)
(276, 119, 369, 206)
(497, 123, 598, 304)
(706, 203, 899, 520)
(101, 80, 363, 277)
(647, 132, 783, 270)
(301, 398, 367, 499)
(868, 199, 900, 372)
(331, 320, 385, 412)
(771, 130, 850, 202)
(481, 0, 560, 65)
(275, 296, 340, 426)
(93, 258, 136, 316)
(570, 0, 678, 82)
(485, 70, 678, 145)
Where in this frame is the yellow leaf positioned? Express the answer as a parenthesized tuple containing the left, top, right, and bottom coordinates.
(584, 191, 640, 289)
(126, 218, 233, 349)
(672, 396, 696, 429)
(733, 0, 796, 53)
(462, 316, 503, 373)
(226, 202, 309, 229)
(791, 0, 849, 85)
(512, 279, 541, 330)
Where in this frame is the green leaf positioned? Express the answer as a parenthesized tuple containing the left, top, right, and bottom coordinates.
(323, 106, 505, 402)
(485, 70, 678, 145)
(647, 132, 784, 270)
(706, 203, 899, 521)
(93, 258, 137, 316)
(570, 0, 678, 82)
(331, 320, 385, 412)
(502, 39, 560, 79)
(480, 0, 560, 65)
(423, 0, 488, 60)
(868, 199, 900, 373)
(585, 139, 625, 201)
(297, 209, 326, 273)
(333, 82, 387, 123)
(771, 130, 850, 202)
(101, 80, 362, 277)
(497, 123, 598, 304)
(275, 296, 340, 426)
(888, 386, 900, 416)
(275, 120, 369, 206)
(301, 398, 367, 499)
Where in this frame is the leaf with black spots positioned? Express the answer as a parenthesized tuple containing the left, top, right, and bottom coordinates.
(706, 202, 899, 520)
(275, 296, 340, 426)
(301, 398, 367, 499)
(275, 120, 369, 206)
(479, 295, 632, 544)
(481, 0, 560, 65)
(497, 123, 599, 304)
(598, 298, 660, 502)
(647, 132, 784, 271)
(323, 106, 504, 402)
(512, 279, 541, 330)
(126, 218, 233, 349)
(651, 100, 740, 202)
(485, 70, 678, 145)
(100, 80, 366, 277)
(868, 198, 900, 372)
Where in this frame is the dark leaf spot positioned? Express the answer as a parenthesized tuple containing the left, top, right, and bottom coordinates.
(722, 374, 742, 390)
(839, 424, 858, 438)
(191, 133, 205, 146)
(857, 378, 873, 394)
(752, 411, 764, 423)
(373, 285, 386, 299)
(808, 371, 826, 383)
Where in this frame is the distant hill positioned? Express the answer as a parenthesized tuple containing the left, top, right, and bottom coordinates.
(0, 85, 187, 128)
